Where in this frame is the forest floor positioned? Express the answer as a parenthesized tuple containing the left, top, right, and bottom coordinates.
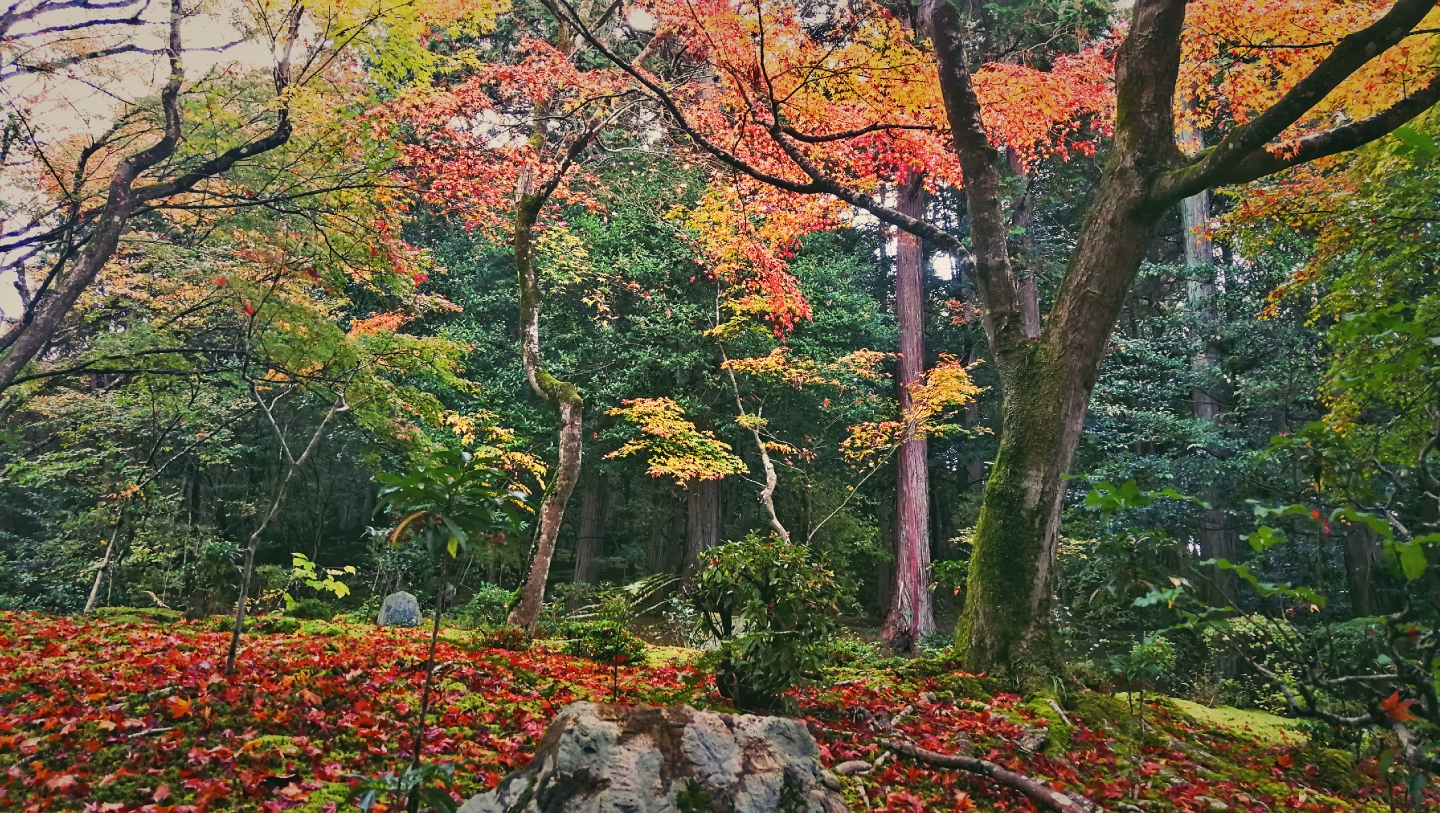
(0, 612, 1429, 813)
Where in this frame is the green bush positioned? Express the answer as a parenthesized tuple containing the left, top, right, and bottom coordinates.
(282, 597, 335, 620)
(553, 620, 648, 665)
(454, 583, 514, 628)
(689, 533, 845, 709)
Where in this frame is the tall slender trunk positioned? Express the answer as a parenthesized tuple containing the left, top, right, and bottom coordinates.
(1178, 119, 1238, 609)
(1008, 149, 1042, 340)
(227, 391, 346, 673)
(573, 469, 604, 584)
(721, 350, 790, 542)
(507, 189, 584, 630)
(882, 172, 936, 652)
(683, 478, 722, 580)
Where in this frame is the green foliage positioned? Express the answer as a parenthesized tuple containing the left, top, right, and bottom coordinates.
(552, 620, 648, 666)
(473, 624, 532, 651)
(377, 446, 530, 562)
(350, 761, 460, 813)
(689, 533, 845, 708)
(454, 583, 515, 628)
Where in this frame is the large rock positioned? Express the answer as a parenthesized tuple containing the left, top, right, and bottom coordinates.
(376, 591, 422, 627)
(458, 702, 848, 813)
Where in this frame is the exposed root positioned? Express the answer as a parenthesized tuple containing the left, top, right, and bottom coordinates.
(880, 738, 1104, 813)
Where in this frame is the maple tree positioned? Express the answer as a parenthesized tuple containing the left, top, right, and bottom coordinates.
(558, 0, 1440, 674)
(0, 0, 462, 393)
(384, 0, 661, 629)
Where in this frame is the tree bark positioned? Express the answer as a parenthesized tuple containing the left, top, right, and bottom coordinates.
(882, 171, 936, 653)
(683, 477, 722, 580)
(721, 350, 790, 542)
(1343, 522, 1387, 616)
(573, 469, 605, 584)
(84, 513, 127, 613)
(508, 185, 585, 630)
(1178, 115, 1238, 610)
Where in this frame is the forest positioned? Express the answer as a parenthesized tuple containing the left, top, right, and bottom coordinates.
(2, 0, 1440, 810)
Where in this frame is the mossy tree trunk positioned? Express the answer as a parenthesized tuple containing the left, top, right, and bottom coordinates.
(930, 0, 1189, 674)
(508, 187, 585, 631)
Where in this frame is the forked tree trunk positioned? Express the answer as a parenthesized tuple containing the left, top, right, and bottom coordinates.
(683, 478, 722, 580)
(573, 470, 604, 584)
(930, 0, 1194, 675)
(882, 171, 936, 652)
(508, 188, 585, 631)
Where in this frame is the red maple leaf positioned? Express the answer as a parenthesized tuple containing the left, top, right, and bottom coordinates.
(1382, 690, 1418, 722)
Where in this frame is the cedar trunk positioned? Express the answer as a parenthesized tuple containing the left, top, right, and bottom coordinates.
(573, 469, 604, 584)
(1344, 522, 1387, 616)
(684, 478, 722, 579)
(881, 172, 936, 652)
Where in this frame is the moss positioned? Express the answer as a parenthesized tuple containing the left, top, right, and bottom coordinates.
(952, 348, 1065, 678)
(1305, 747, 1358, 792)
(298, 620, 346, 636)
(92, 607, 183, 624)
(935, 674, 995, 701)
(1023, 696, 1073, 754)
(1166, 698, 1305, 746)
(1067, 691, 1129, 730)
(297, 782, 353, 812)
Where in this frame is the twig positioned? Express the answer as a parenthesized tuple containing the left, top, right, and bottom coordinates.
(1047, 699, 1076, 729)
(880, 738, 1103, 813)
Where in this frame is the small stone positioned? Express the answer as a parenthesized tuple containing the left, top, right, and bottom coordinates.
(376, 592, 422, 627)
(833, 760, 873, 776)
(1195, 796, 1229, 812)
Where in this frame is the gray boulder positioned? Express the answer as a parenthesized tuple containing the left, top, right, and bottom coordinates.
(457, 702, 848, 813)
(376, 591, 423, 627)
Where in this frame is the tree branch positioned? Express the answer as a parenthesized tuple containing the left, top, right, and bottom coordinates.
(1165, 0, 1440, 197)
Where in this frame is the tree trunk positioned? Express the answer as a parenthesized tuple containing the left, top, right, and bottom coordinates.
(882, 171, 936, 653)
(1344, 522, 1387, 616)
(1178, 117, 1239, 609)
(683, 478, 722, 580)
(926, 0, 1191, 675)
(573, 469, 604, 584)
(84, 513, 127, 613)
(507, 182, 586, 630)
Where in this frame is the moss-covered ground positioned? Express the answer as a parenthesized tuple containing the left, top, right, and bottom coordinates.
(0, 612, 1430, 812)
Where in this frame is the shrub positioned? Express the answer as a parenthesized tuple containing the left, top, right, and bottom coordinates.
(455, 583, 514, 628)
(689, 533, 845, 709)
(553, 620, 648, 666)
(282, 597, 335, 620)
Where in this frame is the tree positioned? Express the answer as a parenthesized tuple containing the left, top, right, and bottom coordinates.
(564, 0, 1440, 673)
(386, 6, 651, 629)
(0, 0, 440, 392)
